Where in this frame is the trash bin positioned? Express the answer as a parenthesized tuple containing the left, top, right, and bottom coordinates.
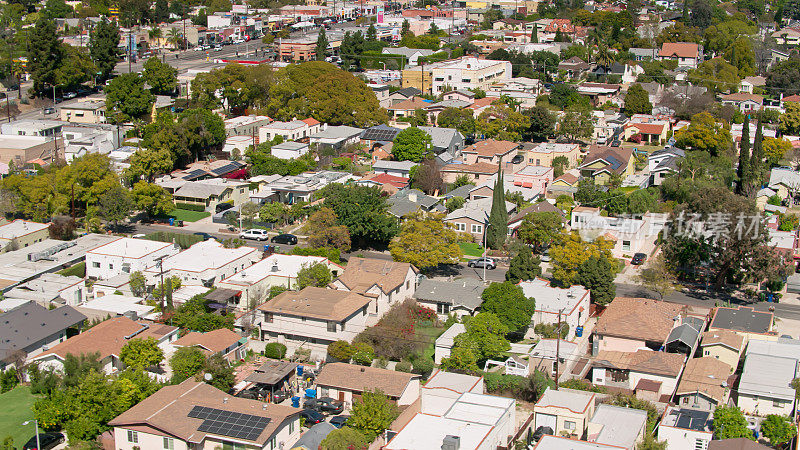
(291, 396, 300, 408)
(169, 218, 175, 226)
(575, 326, 584, 337)
(297, 365, 304, 377)
(305, 388, 316, 399)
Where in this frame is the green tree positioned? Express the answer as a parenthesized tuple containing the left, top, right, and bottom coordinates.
(688, 58, 741, 92)
(43, 0, 72, 18)
(327, 340, 354, 361)
(98, 185, 134, 230)
(760, 414, 797, 446)
(204, 354, 235, 391)
(557, 106, 594, 141)
(736, 119, 751, 195)
(480, 282, 536, 334)
(767, 57, 800, 93)
(445, 196, 466, 212)
(750, 112, 765, 187)
(89, 19, 121, 80)
(525, 106, 557, 142)
(713, 406, 753, 440)
(780, 101, 800, 136)
(348, 390, 399, 440)
(723, 37, 755, 77)
(298, 208, 349, 252)
(517, 211, 563, 252)
(258, 201, 288, 226)
(125, 148, 174, 183)
(104, 73, 156, 122)
(0, 436, 14, 450)
(486, 165, 508, 249)
(452, 312, 511, 362)
(505, 246, 542, 283)
(440, 345, 480, 372)
(316, 27, 328, 61)
(143, 57, 178, 95)
(296, 262, 333, 289)
(674, 112, 732, 156)
(172, 293, 235, 332)
(764, 137, 792, 166)
(576, 256, 617, 305)
(28, 16, 62, 95)
(119, 337, 164, 369)
(392, 127, 432, 162)
(635, 254, 677, 300)
(477, 105, 531, 141)
(131, 181, 174, 217)
(550, 231, 615, 286)
(389, 212, 461, 270)
(623, 83, 653, 116)
(170, 346, 206, 383)
(551, 155, 570, 178)
(129, 271, 146, 297)
(319, 427, 369, 450)
(319, 184, 399, 248)
(437, 107, 476, 135)
(637, 434, 668, 450)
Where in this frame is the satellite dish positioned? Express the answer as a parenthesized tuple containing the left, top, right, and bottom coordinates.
(204, 373, 213, 381)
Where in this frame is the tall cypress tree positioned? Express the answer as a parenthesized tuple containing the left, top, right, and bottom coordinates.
(315, 27, 328, 61)
(486, 162, 509, 250)
(736, 117, 751, 195)
(531, 27, 538, 43)
(749, 111, 764, 191)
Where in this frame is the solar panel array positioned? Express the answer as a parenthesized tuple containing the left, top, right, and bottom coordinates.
(211, 162, 244, 176)
(362, 128, 398, 142)
(182, 169, 207, 180)
(674, 409, 709, 432)
(188, 405, 270, 441)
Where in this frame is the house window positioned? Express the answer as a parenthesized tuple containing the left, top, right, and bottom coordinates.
(327, 322, 336, 332)
(163, 437, 174, 449)
(263, 312, 273, 323)
(704, 350, 710, 356)
(564, 421, 576, 430)
(127, 431, 138, 443)
(622, 241, 631, 251)
(694, 438, 706, 450)
(437, 303, 450, 314)
(290, 419, 297, 434)
(222, 442, 246, 450)
(455, 223, 466, 232)
(92, 262, 100, 268)
(471, 224, 483, 234)
(406, 281, 410, 289)
(108, 264, 113, 269)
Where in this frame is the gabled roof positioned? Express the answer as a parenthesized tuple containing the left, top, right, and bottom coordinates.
(414, 277, 485, 310)
(172, 328, 242, 355)
(334, 258, 417, 295)
(258, 287, 372, 322)
(462, 139, 519, 158)
(594, 349, 684, 377)
(676, 356, 732, 402)
(441, 161, 499, 175)
(579, 145, 634, 175)
(0, 302, 86, 362)
(720, 92, 764, 104)
(659, 42, 699, 58)
(391, 87, 423, 98)
(445, 197, 515, 223)
(507, 201, 565, 225)
(710, 306, 772, 334)
(315, 362, 420, 398)
(595, 297, 685, 343)
(388, 97, 431, 111)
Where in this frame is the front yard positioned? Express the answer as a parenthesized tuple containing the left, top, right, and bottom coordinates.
(0, 386, 38, 448)
(164, 209, 211, 223)
(460, 242, 485, 259)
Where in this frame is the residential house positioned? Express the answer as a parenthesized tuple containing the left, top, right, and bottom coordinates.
(415, 277, 486, 319)
(4, 274, 86, 307)
(737, 339, 800, 416)
(674, 357, 733, 411)
(648, 146, 685, 186)
(708, 439, 771, 450)
(360, 124, 401, 150)
(387, 96, 432, 121)
(578, 145, 635, 184)
(576, 82, 621, 106)
(370, 84, 392, 108)
(720, 93, 764, 113)
(699, 329, 744, 369)
(443, 89, 476, 102)
(507, 201, 566, 235)
(387, 188, 443, 218)
(60, 99, 107, 124)
(586, 404, 648, 450)
(590, 62, 644, 85)
(559, 56, 590, 79)
(435, 323, 466, 364)
(533, 387, 596, 439)
(462, 139, 520, 165)
(358, 174, 410, 195)
(166, 179, 250, 212)
(421, 369, 485, 414)
(708, 306, 774, 344)
(258, 119, 322, 142)
(172, 160, 248, 181)
(525, 339, 581, 379)
(143, 240, 260, 288)
(466, 168, 551, 203)
(256, 287, 374, 358)
(32, 316, 179, 375)
(0, 220, 50, 253)
(658, 42, 701, 68)
(381, 46, 435, 66)
(330, 257, 418, 318)
(739, 76, 766, 94)
(216, 254, 342, 310)
(444, 197, 516, 241)
(387, 87, 423, 104)
(252, 171, 356, 205)
(570, 208, 668, 257)
(594, 297, 687, 353)
(520, 278, 589, 340)
(108, 379, 301, 450)
(657, 407, 714, 450)
(535, 435, 625, 449)
(223, 115, 272, 137)
(622, 120, 669, 144)
(548, 170, 581, 197)
(767, 167, 800, 200)
(270, 141, 309, 160)
(0, 119, 63, 138)
(373, 160, 417, 178)
(773, 26, 800, 45)
(171, 328, 246, 362)
(0, 302, 85, 370)
(417, 126, 465, 159)
(664, 317, 705, 357)
(592, 350, 685, 401)
(315, 362, 422, 407)
(521, 142, 581, 168)
(0, 135, 62, 166)
(425, 99, 474, 123)
(441, 161, 500, 184)
(629, 47, 659, 61)
(309, 126, 364, 151)
(85, 238, 179, 280)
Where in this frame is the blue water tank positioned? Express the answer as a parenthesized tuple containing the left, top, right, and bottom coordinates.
(305, 388, 316, 398)
(291, 396, 300, 408)
(575, 326, 584, 337)
(169, 218, 175, 226)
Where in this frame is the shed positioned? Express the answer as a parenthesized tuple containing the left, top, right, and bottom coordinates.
(244, 360, 297, 391)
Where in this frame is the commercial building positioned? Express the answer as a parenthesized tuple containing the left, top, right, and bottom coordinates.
(0, 220, 50, 253)
(143, 240, 260, 288)
(0, 135, 62, 165)
(86, 238, 179, 280)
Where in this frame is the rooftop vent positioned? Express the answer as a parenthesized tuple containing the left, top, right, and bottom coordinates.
(442, 435, 460, 450)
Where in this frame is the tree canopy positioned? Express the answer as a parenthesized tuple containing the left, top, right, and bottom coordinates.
(119, 337, 163, 370)
(392, 127, 432, 162)
(389, 212, 461, 270)
(319, 184, 399, 248)
(480, 282, 536, 334)
(104, 73, 156, 123)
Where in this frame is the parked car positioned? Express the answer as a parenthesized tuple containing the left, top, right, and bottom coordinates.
(532, 426, 553, 443)
(271, 233, 298, 245)
(63, 92, 77, 99)
(215, 202, 234, 213)
(511, 154, 523, 164)
(304, 397, 344, 415)
(610, 139, 621, 147)
(329, 415, 350, 428)
(43, 107, 56, 115)
(272, 389, 291, 403)
(235, 389, 260, 400)
(300, 409, 325, 425)
(23, 432, 64, 450)
(193, 232, 215, 241)
(467, 257, 496, 270)
(631, 252, 647, 265)
(240, 229, 269, 241)
(213, 44, 223, 51)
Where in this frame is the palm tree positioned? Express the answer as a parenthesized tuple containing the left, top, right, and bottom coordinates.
(11, 60, 25, 99)
(595, 45, 614, 81)
(167, 28, 182, 51)
(148, 27, 162, 49)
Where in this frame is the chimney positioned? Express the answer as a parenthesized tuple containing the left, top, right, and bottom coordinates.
(442, 435, 460, 450)
(223, 397, 229, 404)
(408, 192, 418, 203)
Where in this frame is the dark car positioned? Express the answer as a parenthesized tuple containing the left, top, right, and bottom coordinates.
(216, 202, 234, 213)
(235, 389, 260, 400)
(610, 139, 622, 147)
(23, 432, 64, 450)
(272, 389, 291, 403)
(193, 232, 215, 241)
(329, 415, 350, 428)
(511, 154, 524, 164)
(271, 233, 298, 245)
(532, 426, 553, 443)
(304, 396, 344, 415)
(631, 252, 647, 265)
(300, 409, 325, 425)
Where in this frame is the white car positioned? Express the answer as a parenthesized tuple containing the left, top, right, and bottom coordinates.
(240, 229, 269, 241)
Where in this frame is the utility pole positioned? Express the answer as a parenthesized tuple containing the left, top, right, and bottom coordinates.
(555, 308, 563, 389)
(128, 30, 133, 73)
(155, 256, 166, 309)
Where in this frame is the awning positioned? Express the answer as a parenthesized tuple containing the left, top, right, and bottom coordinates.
(204, 288, 241, 303)
(244, 360, 297, 386)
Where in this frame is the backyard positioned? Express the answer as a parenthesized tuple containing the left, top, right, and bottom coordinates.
(0, 386, 38, 448)
(56, 261, 86, 278)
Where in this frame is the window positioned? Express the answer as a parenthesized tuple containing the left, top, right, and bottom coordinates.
(622, 240, 631, 251)
(266, 437, 277, 450)
(455, 222, 466, 232)
(704, 350, 710, 356)
(108, 264, 113, 269)
(163, 437, 174, 449)
(290, 419, 297, 433)
(471, 224, 483, 234)
(327, 322, 336, 332)
(437, 303, 450, 314)
(222, 442, 246, 450)
(263, 312, 273, 323)
(564, 421, 576, 430)
(773, 399, 783, 408)
(694, 438, 707, 450)
(406, 280, 410, 289)
(127, 430, 138, 443)
(92, 262, 100, 268)
(536, 159, 541, 165)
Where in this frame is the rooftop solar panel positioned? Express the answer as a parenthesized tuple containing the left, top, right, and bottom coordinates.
(183, 169, 207, 180)
(188, 406, 271, 442)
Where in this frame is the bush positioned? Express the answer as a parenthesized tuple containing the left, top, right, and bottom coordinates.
(534, 323, 569, 339)
(263, 343, 287, 359)
(327, 340, 354, 361)
(412, 357, 434, 378)
(174, 202, 207, 212)
(354, 299, 426, 360)
(291, 246, 342, 264)
(559, 378, 607, 393)
(144, 231, 203, 249)
(0, 368, 18, 393)
(395, 360, 413, 372)
(484, 370, 555, 402)
(351, 342, 374, 366)
(375, 357, 389, 369)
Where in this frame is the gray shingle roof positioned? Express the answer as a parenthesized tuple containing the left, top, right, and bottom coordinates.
(417, 126, 463, 152)
(0, 301, 86, 363)
(414, 278, 486, 310)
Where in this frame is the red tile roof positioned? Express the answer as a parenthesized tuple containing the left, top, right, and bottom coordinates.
(624, 122, 668, 135)
(659, 42, 699, 59)
(462, 139, 519, 157)
(366, 173, 410, 189)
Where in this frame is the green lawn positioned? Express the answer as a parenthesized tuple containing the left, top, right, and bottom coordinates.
(459, 242, 485, 258)
(416, 322, 447, 362)
(0, 386, 38, 448)
(167, 209, 211, 222)
(57, 261, 86, 278)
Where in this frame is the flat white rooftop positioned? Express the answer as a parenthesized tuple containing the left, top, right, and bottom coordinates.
(221, 254, 330, 286)
(535, 436, 621, 449)
(536, 387, 594, 413)
(384, 413, 493, 450)
(88, 237, 175, 259)
(147, 240, 256, 273)
(519, 278, 588, 314)
(0, 220, 49, 239)
(0, 135, 49, 149)
(79, 294, 155, 318)
(425, 369, 483, 393)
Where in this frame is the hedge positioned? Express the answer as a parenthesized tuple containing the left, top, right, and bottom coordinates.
(292, 246, 341, 264)
(144, 232, 203, 249)
(263, 343, 287, 359)
(174, 202, 207, 212)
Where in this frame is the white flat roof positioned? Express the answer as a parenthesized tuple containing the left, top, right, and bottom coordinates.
(0, 220, 49, 239)
(535, 436, 621, 449)
(0, 135, 49, 149)
(590, 404, 648, 449)
(435, 323, 466, 348)
(536, 387, 594, 413)
(79, 294, 155, 317)
(221, 254, 329, 285)
(88, 237, 174, 259)
(147, 240, 256, 273)
(0, 297, 31, 312)
(384, 414, 493, 450)
(519, 278, 588, 314)
(0, 235, 120, 284)
(444, 392, 514, 426)
(424, 369, 483, 393)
